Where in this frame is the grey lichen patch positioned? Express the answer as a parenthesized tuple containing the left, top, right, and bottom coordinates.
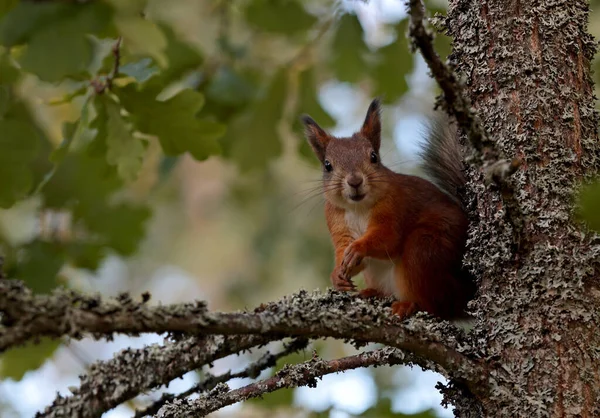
(448, 0, 600, 416)
(36, 334, 270, 418)
(155, 346, 431, 418)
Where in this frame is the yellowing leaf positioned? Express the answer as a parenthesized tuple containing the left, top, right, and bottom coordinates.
(115, 17, 168, 68)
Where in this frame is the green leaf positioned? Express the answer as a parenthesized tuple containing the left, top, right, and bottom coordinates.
(0, 338, 61, 381)
(115, 16, 168, 68)
(330, 13, 369, 83)
(0, 118, 41, 208)
(359, 397, 437, 417)
(11, 240, 64, 294)
(83, 203, 151, 256)
(0, 84, 7, 116)
(226, 69, 287, 171)
(245, 0, 317, 35)
(157, 22, 203, 82)
(206, 67, 257, 107)
(14, 3, 112, 82)
(371, 20, 412, 104)
(100, 96, 145, 181)
(19, 26, 92, 82)
(116, 85, 224, 160)
(579, 181, 600, 232)
(0, 50, 19, 84)
(42, 146, 150, 258)
(0, 2, 69, 46)
(65, 242, 105, 271)
(0, 0, 18, 20)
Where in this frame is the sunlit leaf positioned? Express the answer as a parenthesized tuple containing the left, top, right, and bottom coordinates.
(50, 97, 92, 164)
(371, 20, 412, 104)
(330, 13, 369, 83)
(245, 0, 317, 35)
(0, 338, 61, 381)
(115, 16, 168, 68)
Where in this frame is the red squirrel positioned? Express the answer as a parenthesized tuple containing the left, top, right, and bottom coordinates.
(302, 98, 475, 320)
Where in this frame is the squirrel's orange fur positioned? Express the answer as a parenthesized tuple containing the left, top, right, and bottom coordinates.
(302, 99, 475, 320)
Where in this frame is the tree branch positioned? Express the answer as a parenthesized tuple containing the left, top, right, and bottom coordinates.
(1, 280, 479, 382)
(36, 334, 273, 418)
(156, 347, 422, 417)
(0, 278, 485, 416)
(406, 0, 520, 183)
(133, 338, 310, 418)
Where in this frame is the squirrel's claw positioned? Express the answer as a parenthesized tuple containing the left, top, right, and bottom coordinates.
(331, 267, 355, 291)
(341, 242, 365, 278)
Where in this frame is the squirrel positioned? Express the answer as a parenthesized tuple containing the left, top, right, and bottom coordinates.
(301, 98, 475, 320)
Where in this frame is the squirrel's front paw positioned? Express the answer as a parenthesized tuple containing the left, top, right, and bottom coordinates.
(341, 242, 365, 278)
(330, 267, 355, 291)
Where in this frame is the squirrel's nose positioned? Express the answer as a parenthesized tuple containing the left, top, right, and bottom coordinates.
(346, 174, 364, 189)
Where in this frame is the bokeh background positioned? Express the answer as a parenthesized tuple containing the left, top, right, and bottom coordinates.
(1, 0, 600, 417)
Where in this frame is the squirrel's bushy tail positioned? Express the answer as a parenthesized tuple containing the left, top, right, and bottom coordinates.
(419, 113, 464, 202)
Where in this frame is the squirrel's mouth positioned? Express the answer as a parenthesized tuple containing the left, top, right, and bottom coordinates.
(349, 193, 366, 202)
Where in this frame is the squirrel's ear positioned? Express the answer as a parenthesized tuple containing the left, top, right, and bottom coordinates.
(360, 98, 381, 151)
(302, 115, 331, 162)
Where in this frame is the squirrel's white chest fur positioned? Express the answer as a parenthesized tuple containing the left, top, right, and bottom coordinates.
(344, 209, 399, 298)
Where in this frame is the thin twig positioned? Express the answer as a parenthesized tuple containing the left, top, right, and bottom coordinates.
(91, 37, 122, 94)
(106, 36, 122, 90)
(155, 347, 413, 417)
(133, 338, 309, 418)
(36, 334, 273, 418)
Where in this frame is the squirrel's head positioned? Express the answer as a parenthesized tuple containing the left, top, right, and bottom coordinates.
(302, 98, 387, 210)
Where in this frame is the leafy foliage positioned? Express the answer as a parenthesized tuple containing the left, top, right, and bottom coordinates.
(0, 0, 422, 407)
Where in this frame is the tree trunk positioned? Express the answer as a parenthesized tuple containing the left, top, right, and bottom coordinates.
(447, 0, 600, 416)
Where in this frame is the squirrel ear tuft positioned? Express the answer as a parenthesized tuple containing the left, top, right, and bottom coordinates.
(360, 98, 382, 151)
(301, 114, 330, 162)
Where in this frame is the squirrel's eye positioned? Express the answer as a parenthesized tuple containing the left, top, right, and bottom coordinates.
(370, 151, 379, 164)
(324, 160, 333, 172)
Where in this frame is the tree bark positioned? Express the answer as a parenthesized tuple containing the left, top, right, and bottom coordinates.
(447, 0, 600, 416)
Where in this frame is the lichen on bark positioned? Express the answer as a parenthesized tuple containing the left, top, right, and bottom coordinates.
(447, 0, 600, 415)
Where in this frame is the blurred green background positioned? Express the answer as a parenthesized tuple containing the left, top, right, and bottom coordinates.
(1, 0, 599, 417)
